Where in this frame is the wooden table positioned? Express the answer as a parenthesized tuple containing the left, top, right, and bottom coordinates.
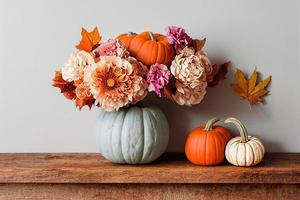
(0, 153, 299, 200)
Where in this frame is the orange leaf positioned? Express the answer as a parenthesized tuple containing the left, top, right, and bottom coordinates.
(231, 84, 247, 98)
(52, 71, 95, 109)
(248, 68, 257, 93)
(75, 98, 94, 110)
(76, 27, 101, 52)
(248, 89, 269, 105)
(231, 68, 272, 106)
(251, 76, 271, 95)
(52, 70, 76, 100)
(235, 68, 248, 93)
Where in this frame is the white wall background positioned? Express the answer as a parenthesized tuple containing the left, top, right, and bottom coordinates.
(0, 0, 299, 152)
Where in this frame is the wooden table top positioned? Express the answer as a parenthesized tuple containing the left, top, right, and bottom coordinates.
(0, 153, 299, 184)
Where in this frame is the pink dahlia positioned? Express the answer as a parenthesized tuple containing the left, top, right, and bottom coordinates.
(147, 64, 171, 97)
(93, 39, 129, 58)
(166, 26, 192, 49)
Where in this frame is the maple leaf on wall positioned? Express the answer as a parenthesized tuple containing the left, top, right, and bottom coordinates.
(231, 68, 272, 106)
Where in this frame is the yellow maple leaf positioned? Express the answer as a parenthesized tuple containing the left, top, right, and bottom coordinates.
(231, 68, 272, 106)
(76, 27, 101, 52)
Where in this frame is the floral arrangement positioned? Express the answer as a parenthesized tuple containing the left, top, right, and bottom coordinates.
(52, 26, 229, 111)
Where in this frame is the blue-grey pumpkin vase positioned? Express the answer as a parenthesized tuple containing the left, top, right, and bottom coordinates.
(96, 106, 169, 164)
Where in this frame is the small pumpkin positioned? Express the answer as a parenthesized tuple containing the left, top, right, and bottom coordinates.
(96, 106, 169, 164)
(225, 117, 265, 167)
(116, 32, 137, 48)
(117, 31, 175, 66)
(185, 118, 233, 165)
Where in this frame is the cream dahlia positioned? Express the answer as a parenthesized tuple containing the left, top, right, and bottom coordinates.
(130, 75, 148, 104)
(172, 80, 207, 106)
(126, 56, 148, 78)
(126, 57, 148, 103)
(170, 47, 213, 88)
(195, 50, 214, 82)
(85, 56, 148, 111)
(62, 50, 95, 82)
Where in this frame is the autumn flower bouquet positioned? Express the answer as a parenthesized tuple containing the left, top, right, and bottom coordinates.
(52, 26, 228, 164)
(52, 26, 228, 111)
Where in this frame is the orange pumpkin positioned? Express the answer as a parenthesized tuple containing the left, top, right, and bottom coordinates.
(185, 118, 233, 165)
(116, 32, 137, 49)
(117, 31, 175, 66)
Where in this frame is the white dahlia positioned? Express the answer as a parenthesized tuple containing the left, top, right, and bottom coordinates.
(170, 47, 213, 88)
(172, 80, 207, 106)
(62, 50, 95, 82)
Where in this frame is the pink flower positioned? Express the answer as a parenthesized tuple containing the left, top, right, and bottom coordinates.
(147, 64, 171, 97)
(93, 39, 129, 58)
(166, 26, 192, 49)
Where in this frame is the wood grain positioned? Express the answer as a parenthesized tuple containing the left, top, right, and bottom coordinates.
(0, 153, 299, 184)
(0, 183, 299, 200)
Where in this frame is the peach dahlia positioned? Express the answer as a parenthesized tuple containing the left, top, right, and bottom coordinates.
(85, 56, 148, 111)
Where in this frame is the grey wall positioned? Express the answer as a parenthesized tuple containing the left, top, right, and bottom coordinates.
(0, 0, 299, 152)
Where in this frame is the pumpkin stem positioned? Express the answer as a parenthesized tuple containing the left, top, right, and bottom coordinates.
(225, 117, 249, 143)
(204, 117, 220, 131)
(149, 32, 156, 42)
(128, 32, 135, 35)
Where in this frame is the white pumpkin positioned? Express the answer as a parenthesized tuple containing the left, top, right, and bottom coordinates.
(225, 117, 265, 167)
(96, 106, 169, 164)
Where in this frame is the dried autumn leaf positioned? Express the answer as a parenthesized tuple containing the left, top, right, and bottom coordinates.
(76, 27, 101, 52)
(251, 76, 271, 95)
(208, 61, 230, 87)
(231, 68, 272, 106)
(52, 71, 76, 100)
(191, 38, 206, 52)
(52, 71, 95, 110)
(248, 89, 268, 105)
(235, 68, 248, 93)
(75, 98, 94, 110)
(248, 68, 257, 93)
(232, 84, 247, 98)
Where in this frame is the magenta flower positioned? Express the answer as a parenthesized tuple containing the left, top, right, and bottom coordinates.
(166, 26, 192, 49)
(147, 64, 171, 97)
(93, 39, 129, 58)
